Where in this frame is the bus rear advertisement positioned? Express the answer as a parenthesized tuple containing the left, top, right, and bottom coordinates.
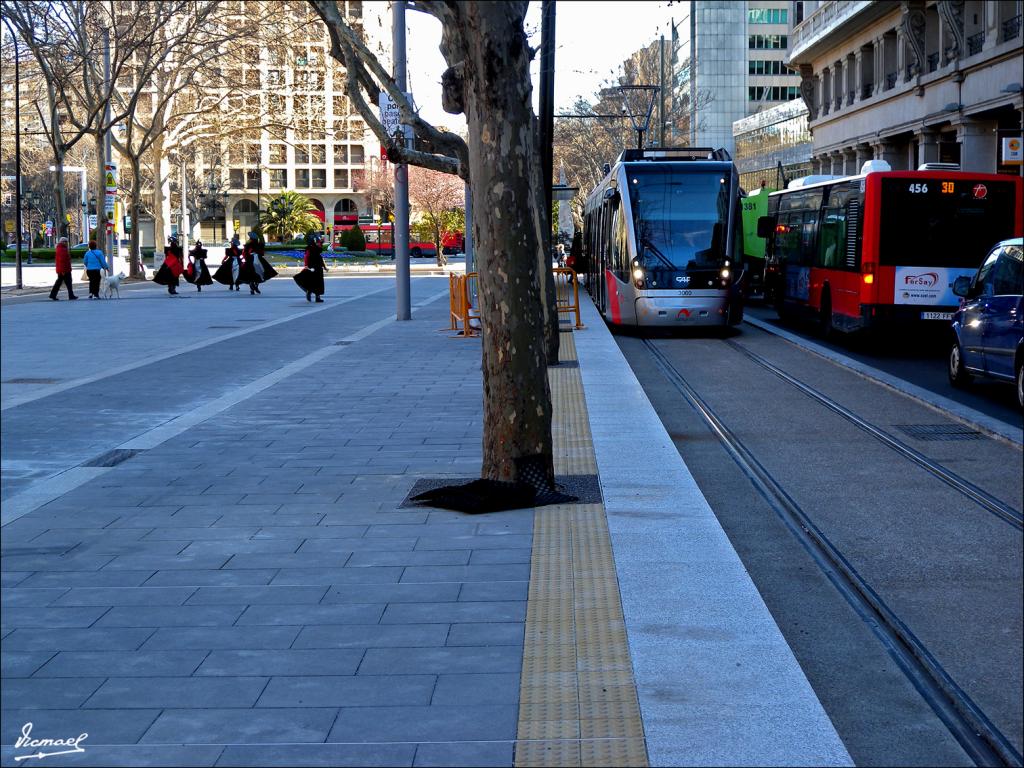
(761, 167, 1023, 334)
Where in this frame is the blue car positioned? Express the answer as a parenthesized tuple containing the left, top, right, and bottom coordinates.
(949, 237, 1024, 409)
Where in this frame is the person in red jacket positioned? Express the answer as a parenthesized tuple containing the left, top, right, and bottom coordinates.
(153, 235, 184, 295)
(48, 237, 79, 301)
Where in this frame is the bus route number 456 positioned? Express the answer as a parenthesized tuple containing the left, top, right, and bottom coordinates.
(908, 183, 929, 193)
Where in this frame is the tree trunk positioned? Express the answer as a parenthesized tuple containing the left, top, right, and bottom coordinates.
(152, 135, 170, 250)
(95, 131, 106, 246)
(461, 3, 554, 485)
(53, 151, 67, 241)
(129, 155, 144, 277)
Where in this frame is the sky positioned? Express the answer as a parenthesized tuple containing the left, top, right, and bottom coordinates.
(404, 1, 679, 130)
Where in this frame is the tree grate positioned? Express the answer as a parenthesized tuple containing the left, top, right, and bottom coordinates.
(895, 424, 985, 441)
(401, 474, 602, 508)
(81, 448, 145, 467)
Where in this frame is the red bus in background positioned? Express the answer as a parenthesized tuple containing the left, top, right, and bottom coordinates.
(761, 166, 1023, 334)
(332, 224, 465, 256)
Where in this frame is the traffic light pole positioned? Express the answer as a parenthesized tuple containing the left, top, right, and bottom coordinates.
(393, 1, 411, 321)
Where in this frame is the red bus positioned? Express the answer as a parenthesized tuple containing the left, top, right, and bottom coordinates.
(761, 164, 1023, 334)
(333, 223, 464, 256)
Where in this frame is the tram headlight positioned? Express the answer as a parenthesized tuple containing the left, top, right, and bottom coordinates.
(633, 267, 645, 288)
(720, 268, 730, 279)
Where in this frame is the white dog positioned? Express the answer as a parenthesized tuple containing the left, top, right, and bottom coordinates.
(101, 271, 127, 299)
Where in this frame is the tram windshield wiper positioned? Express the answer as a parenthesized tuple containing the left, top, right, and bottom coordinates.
(639, 236, 676, 271)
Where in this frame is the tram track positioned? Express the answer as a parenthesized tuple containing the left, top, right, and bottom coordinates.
(641, 337, 1024, 768)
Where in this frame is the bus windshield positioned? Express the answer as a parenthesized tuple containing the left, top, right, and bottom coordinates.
(626, 166, 731, 270)
(878, 178, 1018, 267)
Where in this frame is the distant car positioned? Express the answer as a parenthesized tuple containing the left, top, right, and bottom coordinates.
(949, 237, 1024, 409)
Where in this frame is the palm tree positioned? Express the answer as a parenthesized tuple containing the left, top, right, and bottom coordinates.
(260, 191, 321, 242)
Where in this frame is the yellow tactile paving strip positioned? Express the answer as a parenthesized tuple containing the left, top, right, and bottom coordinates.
(514, 332, 649, 768)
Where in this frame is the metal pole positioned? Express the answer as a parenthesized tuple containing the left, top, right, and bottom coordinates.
(393, 0, 411, 320)
(10, 22, 24, 289)
(659, 35, 666, 147)
(464, 181, 473, 275)
(103, 27, 115, 269)
(539, 0, 555, 242)
(180, 155, 190, 249)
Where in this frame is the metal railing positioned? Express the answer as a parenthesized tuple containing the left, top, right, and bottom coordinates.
(789, 1, 873, 60)
(926, 52, 939, 72)
(966, 31, 984, 55)
(1002, 15, 1022, 42)
(885, 72, 897, 89)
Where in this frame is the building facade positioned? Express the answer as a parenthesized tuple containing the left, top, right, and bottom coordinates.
(788, 0, 1024, 176)
(733, 99, 813, 189)
(679, 1, 804, 154)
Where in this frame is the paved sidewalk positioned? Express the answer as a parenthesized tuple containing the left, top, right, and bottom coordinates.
(1, 280, 850, 767)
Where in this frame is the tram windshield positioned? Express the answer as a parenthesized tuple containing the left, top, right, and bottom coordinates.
(626, 167, 731, 270)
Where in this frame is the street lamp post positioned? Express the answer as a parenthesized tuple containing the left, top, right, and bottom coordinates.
(89, 196, 96, 245)
(24, 191, 35, 264)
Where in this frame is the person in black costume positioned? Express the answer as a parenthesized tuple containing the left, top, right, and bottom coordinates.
(293, 232, 327, 302)
(153, 235, 184, 295)
(243, 232, 278, 294)
(213, 241, 243, 290)
(184, 240, 213, 292)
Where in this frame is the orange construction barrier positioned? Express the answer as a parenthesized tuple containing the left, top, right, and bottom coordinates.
(446, 271, 480, 337)
(552, 267, 585, 329)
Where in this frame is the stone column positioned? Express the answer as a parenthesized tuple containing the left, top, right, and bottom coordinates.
(983, 0, 999, 51)
(810, 157, 822, 175)
(853, 48, 865, 102)
(956, 118, 999, 172)
(874, 37, 885, 94)
(872, 139, 906, 169)
(855, 143, 873, 170)
(843, 147, 859, 175)
(829, 151, 844, 175)
(834, 61, 844, 110)
(896, 26, 908, 81)
(917, 128, 940, 165)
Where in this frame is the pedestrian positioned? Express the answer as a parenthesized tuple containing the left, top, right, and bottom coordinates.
(83, 240, 109, 299)
(49, 236, 78, 301)
(243, 231, 278, 294)
(153, 235, 184, 295)
(184, 239, 213, 292)
(213, 240, 243, 290)
(293, 232, 326, 302)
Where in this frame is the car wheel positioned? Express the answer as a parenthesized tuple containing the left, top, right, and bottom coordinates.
(1016, 360, 1023, 410)
(411, 247, 421, 257)
(948, 339, 971, 388)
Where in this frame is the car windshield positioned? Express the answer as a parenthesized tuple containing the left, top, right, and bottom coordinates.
(626, 166, 731, 270)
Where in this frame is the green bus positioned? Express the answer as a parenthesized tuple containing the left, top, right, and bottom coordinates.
(741, 186, 775, 296)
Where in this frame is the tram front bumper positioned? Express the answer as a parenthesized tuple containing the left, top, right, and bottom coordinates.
(634, 294, 730, 326)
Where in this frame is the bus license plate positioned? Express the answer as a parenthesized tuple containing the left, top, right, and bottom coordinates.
(921, 311, 953, 321)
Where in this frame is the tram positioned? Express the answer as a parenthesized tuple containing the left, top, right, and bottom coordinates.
(582, 147, 746, 328)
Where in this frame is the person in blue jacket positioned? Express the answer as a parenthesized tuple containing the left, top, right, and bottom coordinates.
(83, 240, 109, 299)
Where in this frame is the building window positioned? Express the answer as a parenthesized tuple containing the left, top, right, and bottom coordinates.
(311, 169, 327, 188)
(334, 168, 349, 188)
(334, 145, 349, 164)
(311, 144, 326, 164)
(269, 143, 286, 164)
(350, 145, 364, 164)
(748, 60, 794, 75)
(266, 69, 283, 87)
(296, 169, 310, 188)
(748, 8, 787, 24)
(748, 85, 802, 101)
(269, 169, 287, 188)
(295, 145, 310, 164)
(749, 34, 788, 49)
(245, 169, 260, 190)
(229, 169, 244, 188)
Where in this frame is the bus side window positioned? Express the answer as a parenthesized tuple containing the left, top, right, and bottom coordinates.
(818, 206, 845, 269)
(800, 211, 817, 266)
(776, 213, 801, 264)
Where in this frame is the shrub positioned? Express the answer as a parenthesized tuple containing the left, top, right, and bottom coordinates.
(345, 225, 366, 252)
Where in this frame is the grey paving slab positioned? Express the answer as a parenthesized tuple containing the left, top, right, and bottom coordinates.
(107, 511, 221, 528)
(413, 741, 513, 767)
(256, 674, 435, 707)
(468, 548, 533, 565)
(381, 601, 526, 624)
(0, 588, 69, 607)
(236, 603, 384, 626)
(181, 539, 303, 555)
(223, 552, 365, 570)
(458, 582, 529, 602)
(252, 524, 368, 539)
(364, 522, 478, 538)
(0, 708, 161, 748)
(1, 678, 105, 709)
(399, 564, 530, 583)
(320, 583, 461, 604)
(141, 626, 299, 650)
(140, 707, 338, 744)
(1, 651, 55, 678)
(0, 572, 31, 587)
(101, 554, 229, 571)
(194, 649, 363, 677)
(0, 745, 225, 766)
(446, 623, 526, 647)
(215, 743, 416, 767)
(1, 554, 114, 572)
(359, 646, 522, 675)
(185, 585, 328, 605)
(34, 651, 207, 678)
(84, 676, 267, 709)
(295, 537, 418, 553)
(142, 527, 259, 540)
(346, 550, 472, 567)
(0, 606, 110, 630)
(327, 705, 518, 743)
(270, 567, 402, 585)
(431, 673, 521, 706)
(414, 534, 533, 551)
(51, 587, 197, 606)
(15, 571, 155, 588)
(293, 624, 450, 649)
(142, 569, 278, 587)
(95, 605, 245, 627)
(1, 628, 154, 651)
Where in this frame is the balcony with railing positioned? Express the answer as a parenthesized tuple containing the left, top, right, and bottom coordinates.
(1003, 15, 1022, 42)
(966, 31, 985, 56)
(788, 0, 874, 62)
